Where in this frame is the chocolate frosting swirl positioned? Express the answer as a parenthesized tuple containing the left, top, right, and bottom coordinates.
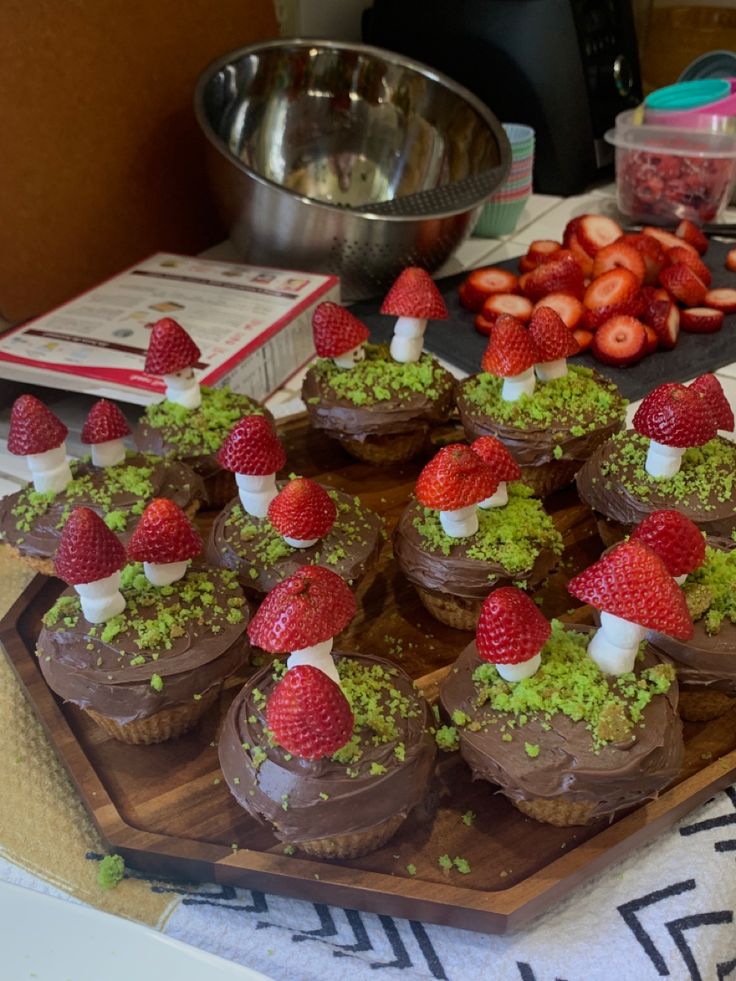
(218, 652, 436, 844)
(439, 631, 683, 819)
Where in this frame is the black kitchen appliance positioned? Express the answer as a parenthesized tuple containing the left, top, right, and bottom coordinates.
(363, 0, 643, 196)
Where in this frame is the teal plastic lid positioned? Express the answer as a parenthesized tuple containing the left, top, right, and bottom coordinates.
(645, 79, 730, 111)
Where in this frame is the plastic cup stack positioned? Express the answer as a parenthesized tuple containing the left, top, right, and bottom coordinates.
(474, 123, 535, 237)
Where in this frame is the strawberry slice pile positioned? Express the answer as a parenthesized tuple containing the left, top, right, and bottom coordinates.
(266, 664, 354, 760)
(630, 510, 705, 579)
(145, 318, 201, 376)
(457, 213, 736, 368)
(415, 444, 498, 511)
(312, 302, 370, 357)
(475, 587, 551, 666)
(126, 498, 202, 565)
(267, 478, 337, 541)
(54, 507, 127, 585)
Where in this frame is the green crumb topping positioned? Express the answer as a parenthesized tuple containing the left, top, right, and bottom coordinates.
(283, 844, 295, 856)
(370, 762, 387, 776)
(412, 483, 563, 571)
(462, 810, 476, 827)
(406, 864, 417, 876)
(251, 746, 267, 769)
(319, 792, 330, 800)
(501, 732, 513, 742)
(452, 710, 470, 727)
(130, 655, 145, 667)
(525, 742, 540, 758)
(143, 385, 264, 456)
(553, 444, 563, 460)
(462, 365, 625, 434)
(312, 344, 450, 406)
(150, 673, 163, 692)
(471, 620, 675, 749)
(438, 854, 453, 871)
(453, 857, 471, 875)
(42, 595, 80, 628)
(435, 725, 460, 752)
(601, 432, 736, 507)
(394, 742, 406, 762)
(684, 546, 736, 635)
(104, 511, 128, 532)
(97, 854, 125, 890)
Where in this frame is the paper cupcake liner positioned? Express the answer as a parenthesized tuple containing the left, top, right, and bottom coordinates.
(678, 689, 734, 721)
(473, 196, 529, 236)
(415, 586, 482, 630)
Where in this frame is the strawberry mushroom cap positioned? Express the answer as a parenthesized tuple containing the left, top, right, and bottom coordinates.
(144, 318, 202, 410)
(481, 315, 539, 402)
(689, 373, 735, 433)
(267, 477, 337, 549)
(217, 415, 286, 518)
(266, 663, 354, 760)
(248, 565, 357, 686)
(7, 394, 73, 494)
(528, 307, 580, 382)
(415, 444, 499, 538)
(633, 382, 717, 479)
(312, 302, 370, 369)
(80, 399, 131, 468)
(126, 498, 202, 586)
(630, 509, 706, 583)
(380, 267, 448, 364)
(476, 587, 551, 682)
(567, 539, 693, 675)
(470, 436, 521, 509)
(54, 507, 127, 623)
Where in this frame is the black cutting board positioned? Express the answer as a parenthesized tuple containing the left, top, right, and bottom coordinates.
(350, 237, 736, 401)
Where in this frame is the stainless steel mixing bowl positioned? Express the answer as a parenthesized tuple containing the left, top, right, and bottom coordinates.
(194, 39, 510, 299)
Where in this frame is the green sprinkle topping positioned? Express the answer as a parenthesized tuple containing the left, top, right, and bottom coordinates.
(524, 742, 540, 758)
(435, 726, 460, 752)
(143, 385, 264, 456)
(97, 854, 125, 890)
(319, 792, 330, 800)
(438, 854, 453, 871)
(312, 344, 452, 406)
(451, 709, 470, 727)
(462, 810, 476, 827)
(406, 863, 417, 876)
(453, 857, 471, 875)
(283, 844, 295, 856)
(684, 545, 736, 635)
(150, 673, 163, 692)
(370, 762, 387, 776)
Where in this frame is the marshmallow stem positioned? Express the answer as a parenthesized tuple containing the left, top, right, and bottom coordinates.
(287, 638, 340, 686)
(495, 652, 541, 682)
(163, 369, 201, 409)
(478, 481, 508, 510)
(283, 535, 319, 549)
(75, 571, 125, 624)
(645, 440, 685, 479)
(390, 316, 427, 363)
(236, 472, 278, 518)
(501, 367, 536, 402)
(143, 559, 190, 586)
(588, 611, 645, 675)
(27, 443, 72, 494)
(333, 344, 365, 369)
(91, 439, 126, 468)
(439, 504, 479, 538)
(674, 573, 688, 586)
(535, 358, 568, 382)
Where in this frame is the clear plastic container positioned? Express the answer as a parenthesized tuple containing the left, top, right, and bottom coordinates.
(605, 110, 736, 225)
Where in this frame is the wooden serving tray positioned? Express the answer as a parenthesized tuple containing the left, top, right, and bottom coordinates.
(2, 416, 736, 935)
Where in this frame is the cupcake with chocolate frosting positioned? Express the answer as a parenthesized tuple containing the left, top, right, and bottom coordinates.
(456, 311, 626, 496)
(37, 503, 249, 744)
(0, 395, 204, 575)
(393, 442, 563, 630)
(301, 271, 455, 465)
(219, 567, 436, 858)
(132, 318, 270, 507)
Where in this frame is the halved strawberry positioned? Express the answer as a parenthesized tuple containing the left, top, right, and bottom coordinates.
(460, 267, 519, 310)
(634, 382, 717, 448)
(481, 293, 533, 324)
(703, 288, 736, 314)
(680, 307, 724, 334)
(568, 235, 594, 277)
(665, 247, 712, 288)
(81, 400, 131, 445)
(532, 292, 584, 329)
(268, 478, 337, 541)
(381, 267, 448, 320)
(145, 318, 201, 375)
(481, 315, 538, 377)
(523, 253, 585, 301)
(416, 444, 498, 511)
(648, 299, 680, 350)
(476, 587, 551, 665)
(592, 240, 646, 283)
(470, 435, 521, 482)
(643, 226, 697, 255)
(676, 219, 708, 255)
(689, 374, 734, 432)
(527, 240, 562, 266)
(127, 498, 202, 564)
(590, 316, 648, 367)
(576, 215, 624, 256)
(625, 234, 666, 285)
(528, 307, 579, 360)
(726, 248, 736, 273)
(218, 416, 286, 476)
(631, 510, 706, 578)
(659, 264, 707, 307)
(584, 267, 640, 310)
(54, 507, 126, 586)
(572, 328, 593, 352)
(644, 325, 659, 354)
(266, 665, 354, 760)
(8, 395, 68, 456)
(312, 303, 370, 357)
(474, 312, 496, 336)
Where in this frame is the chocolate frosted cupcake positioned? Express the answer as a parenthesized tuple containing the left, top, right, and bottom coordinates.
(219, 568, 436, 858)
(457, 313, 626, 497)
(37, 506, 249, 744)
(394, 444, 562, 630)
(302, 283, 455, 466)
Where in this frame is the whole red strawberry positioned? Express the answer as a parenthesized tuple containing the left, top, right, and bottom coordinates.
(630, 510, 705, 578)
(126, 499, 202, 564)
(248, 566, 356, 652)
(689, 374, 734, 432)
(470, 436, 521, 482)
(633, 382, 717, 448)
(380, 268, 448, 320)
(54, 507, 126, 585)
(312, 302, 370, 357)
(568, 540, 692, 639)
(415, 444, 498, 511)
(8, 395, 68, 455)
(144, 318, 201, 375)
(476, 587, 551, 665)
(266, 664, 354, 759)
(80, 400, 131, 445)
(527, 307, 580, 362)
(268, 478, 337, 540)
(481, 315, 538, 377)
(217, 415, 286, 475)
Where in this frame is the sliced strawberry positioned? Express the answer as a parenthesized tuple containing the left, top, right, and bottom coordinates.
(481, 315, 538, 377)
(312, 302, 370, 357)
(659, 264, 708, 307)
(665, 247, 712, 287)
(523, 253, 585, 301)
(518, 255, 537, 274)
(380, 267, 448, 320)
(145, 318, 201, 375)
(248, 566, 356, 652)
(127, 498, 202, 564)
(266, 664, 354, 760)
(415, 443, 498, 511)
(639, 285, 668, 325)
(644, 325, 659, 354)
(631, 510, 706, 578)
(590, 316, 648, 367)
(474, 312, 496, 336)
(80, 400, 131, 445)
(689, 374, 735, 432)
(726, 248, 736, 273)
(562, 216, 584, 249)
(460, 267, 519, 310)
(583, 297, 644, 332)
(481, 293, 533, 324)
(518, 272, 532, 296)
(528, 307, 579, 360)
(625, 233, 666, 285)
(633, 382, 717, 447)
(643, 226, 697, 256)
(532, 292, 584, 329)
(8, 395, 68, 456)
(676, 219, 708, 255)
(54, 507, 126, 585)
(470, 436, 521, 482)
(648, 299, 680, 350)
(268, 478, 337, 541)
(680, 307, 724, 334)
(568, 235, 594, 277)
(576, 215, 624, 256)
(476, 587, 551, 665)
(703, 288, 736, 314)
(592, 240, 646, 284)
(584, 267, 640, 310)
(572, 328, 593, 352)
(218, 416, 285, 475)
(527, 240, 562, 266)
